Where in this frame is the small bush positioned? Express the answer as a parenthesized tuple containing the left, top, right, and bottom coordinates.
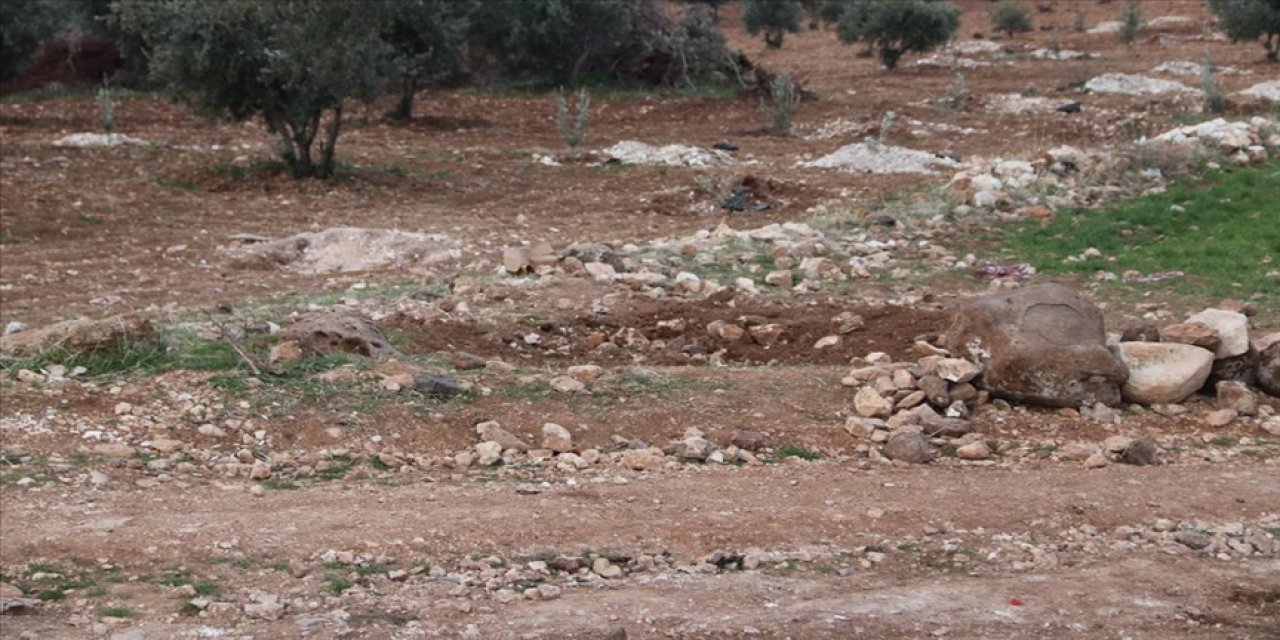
(834, 0, 961, 70)
(991, 1, 1032, 37)
(97, 77, 115, 133)
(743, 0, 804, 48)
(1118, 0, 1143, 46)
(555, 86, 590, 148)
(760, 73, 800, 133)
(1207, 0, 1280, 62)
(1201, 58, 1226, 113)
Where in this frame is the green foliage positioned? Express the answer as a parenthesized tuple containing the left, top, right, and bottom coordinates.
(681, 0, 729, 21)
(743, 0, 804, 48)
(996, 162, 1280, 316)
(111, 0, 390, 178)
(990, 1, 1032, 37)
(833, 0, 961, 70)
(1207, 0, 1280, 62)
(555, 86, 590, 148)
(760, 73, 800, 133)
(0, 0, 62, 82)
(1117, 0, 1142, 46)
(467, 0, 635, 86)
(637, 3, 735, 89)
(381, 0, 468, 121)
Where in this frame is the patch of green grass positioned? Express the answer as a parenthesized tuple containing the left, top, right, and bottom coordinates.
(993, 162, 1280, 318)
(354, 563, 393, 577)
(366, 457, 393, 471)
(776, 445, 821, 461)
(316, 454, 354, 481)
(501, 379, 554, 400)
(85, 586, 109, 598)
(323, 575, 353, 595)
(260, 478, 299, 490)
(1210, 436, 1233, 447)
(98, 605, 133, 618)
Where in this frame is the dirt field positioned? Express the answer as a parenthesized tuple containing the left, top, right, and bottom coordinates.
(2, 1, 1279, 638)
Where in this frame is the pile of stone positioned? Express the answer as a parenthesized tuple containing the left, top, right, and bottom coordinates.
(1085, 73, 1198, 96)
(602, 141, 733, 167)
(1148, 117, 1276, 163)
(844, 285, 1278, 465)
(1118, 307, 1277, 425)
(841, 350, 988, 464)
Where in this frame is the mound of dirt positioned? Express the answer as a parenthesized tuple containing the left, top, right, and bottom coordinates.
(1085, 73, 1198, 96)
(393, 299, 945, 367)
(220, 227, 461, 275)
(800, 143, 962, 175)
(602, 141, 733, 167)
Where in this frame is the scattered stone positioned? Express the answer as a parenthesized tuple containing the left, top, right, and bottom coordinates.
(854, 387, 894, 419)
(1116, 342, 1214, 404)
(955, 441, 990, 460)
(474, 441, 503, 466)
(672, 437, 716, 461)
(568, 364, 605, 382)
(541, 423, 574, 453)
(1158, 322, 1220, 352)
(884, 430, 932, 463)
(729, 429, 767, 451)
(1255, 334, 1280, 397)
(1204, 409, 1238, 428)
(249, 462, 272, 480)
(765, 270, 793, 288)
(476, 421, 529, 451)
(280, 312, 398, 359)
(1083, 452, 1110, 469)
(503, 247, 531, 274)
(621, 450, 665, 471)
(1261, 417, 1280, 437)
(550, 376, 587, 393)
(813, 335, 840, 349)
(944, 284, 1127, 407)
(415, 375, 466, 399)
(92, 443, 134, 458)
(592, 557, 623, 578)
(1119, 438, 1158, 466)
(1216, 381, 1257, 415)
(1174, 530, 1212, 550)
(935, 358, 980, 384)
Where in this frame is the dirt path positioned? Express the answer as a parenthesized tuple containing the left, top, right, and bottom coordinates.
(3, 462, 1277, 638)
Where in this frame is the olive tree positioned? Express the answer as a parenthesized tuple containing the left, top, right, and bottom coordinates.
(831, 0, 961, 70)
(467, 0, 635, 86)
(1, 0, 67, 83)
(112, 0, 390, 178)
(382, 0, 467, 121)
(1208, 0, 1280, 62)
(743, 0, 804, 48)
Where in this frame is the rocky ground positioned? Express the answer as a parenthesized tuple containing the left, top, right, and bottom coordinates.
(2, 1, 1280, 638)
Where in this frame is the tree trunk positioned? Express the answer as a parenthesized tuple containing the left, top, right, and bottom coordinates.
(318, 102, 343, 178)
(389, 77, 417, 121)
(283, 114, 319, 178)
(765, 29, 784, 48)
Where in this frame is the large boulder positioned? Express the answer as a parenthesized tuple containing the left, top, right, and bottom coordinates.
(1255, 332, 1280, 397)
(942, 284, 1127, 407)
(1185, 309, 1249, 358)
(279, 312, 398, 359)
(1115, 342, 1214, 404)
(0, 315, 156, 358)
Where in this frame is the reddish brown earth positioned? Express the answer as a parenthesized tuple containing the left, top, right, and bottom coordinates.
(2, 1, 1279, 638)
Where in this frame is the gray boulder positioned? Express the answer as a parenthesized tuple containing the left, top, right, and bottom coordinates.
(943, 284, 1127, 407)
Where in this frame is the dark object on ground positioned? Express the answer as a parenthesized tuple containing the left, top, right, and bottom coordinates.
(415, 375, 466, 399)
(1057, 101, 1083, 114)
(713, 141, 739, 152)
(722, 186, 770, 212)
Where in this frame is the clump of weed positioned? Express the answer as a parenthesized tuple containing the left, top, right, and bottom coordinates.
(777, 445, 821, 461)
(760, 73, 801, 134)
(555, 87, 590, 148)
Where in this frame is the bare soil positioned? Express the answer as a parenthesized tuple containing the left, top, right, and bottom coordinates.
(2, 1, 1279, 638)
